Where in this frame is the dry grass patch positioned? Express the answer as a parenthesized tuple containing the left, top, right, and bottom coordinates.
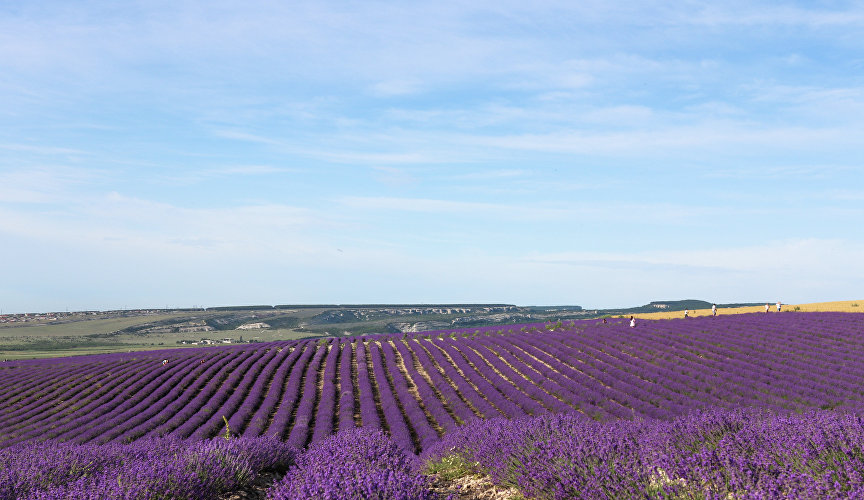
(628, 299, 864, 320)
(426, 455, 524, 500)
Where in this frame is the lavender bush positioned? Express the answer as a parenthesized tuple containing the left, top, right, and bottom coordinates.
(0, 436, 297, 500)
(267, 427, 436, 500)
(424, 407, 864, 499)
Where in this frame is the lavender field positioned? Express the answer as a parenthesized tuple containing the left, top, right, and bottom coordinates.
(3, 312, 864, 498)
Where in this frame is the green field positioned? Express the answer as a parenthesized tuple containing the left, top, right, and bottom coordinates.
(0, 328, 327, 360)
(0, 312, 211, 339)
(0, 311, 328, 360)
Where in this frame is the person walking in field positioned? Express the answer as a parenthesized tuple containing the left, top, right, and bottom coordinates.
(630, 316, 636, 328)
(684, 309, 689, 318)
(776, 301, 782, 312)
(712, 304, 717, 317)
(765, 303, 770, 313)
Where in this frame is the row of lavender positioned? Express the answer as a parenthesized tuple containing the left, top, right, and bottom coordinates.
(2, 312, 863, 453)
(8, 407, 864, 499)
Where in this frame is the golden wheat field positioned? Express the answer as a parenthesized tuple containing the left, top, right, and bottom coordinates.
(628, 299, 864, 320)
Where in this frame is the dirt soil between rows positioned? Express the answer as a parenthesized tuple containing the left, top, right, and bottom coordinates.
(430, 473, 522, 499)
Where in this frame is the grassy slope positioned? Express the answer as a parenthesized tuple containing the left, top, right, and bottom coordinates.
(0, 313, 208, 338)
(0, 311, 326, 360)
(0, 328, 324, 360)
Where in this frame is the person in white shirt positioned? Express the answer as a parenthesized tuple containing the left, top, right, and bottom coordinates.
(776, 301, 782, 312)
(629, 316, 636, 328)
(684, 309, 689, 318)
(712, 304, 717, 316)
(765, 304, 770, 313)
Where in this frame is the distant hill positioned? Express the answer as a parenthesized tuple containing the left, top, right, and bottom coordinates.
(604, 299, 764, 315)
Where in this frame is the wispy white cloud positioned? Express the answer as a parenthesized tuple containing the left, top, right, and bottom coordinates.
(338, 196, 573, 219)
(213, 130, 283, 145)
(526, 239, 864, 273)
(213, 127, 479, 165)
(686, 3, 864, 27)
(0, 143, 91, 156)
(151, 165, 306, 185)
(828, 189, 864, 201)
(463, 122, 864, 157)
(0, 166, 104, 204)
(211, 165, 300, 175)
(520, 238, 864, 306)
(370, 79, 425, 97)
(702, 165, 858, 180)
(446, 169, 527, 180)
(371, 167, 419, 187)
(0, 190, 325, 259)
(318, 151, 437, 165)
(336, 195, 767, 223)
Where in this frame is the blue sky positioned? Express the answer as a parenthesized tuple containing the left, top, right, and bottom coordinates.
(1, 1, 863, 313)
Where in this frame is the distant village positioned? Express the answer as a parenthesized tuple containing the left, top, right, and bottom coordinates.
(175, 336, 256, 346)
